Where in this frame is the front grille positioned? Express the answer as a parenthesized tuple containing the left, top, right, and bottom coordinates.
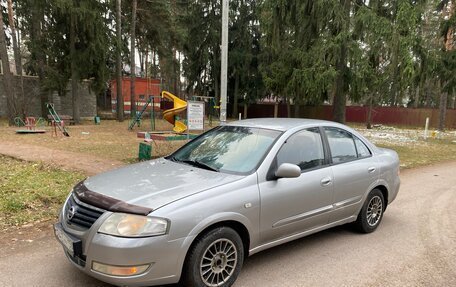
(65, 194, 105, 229)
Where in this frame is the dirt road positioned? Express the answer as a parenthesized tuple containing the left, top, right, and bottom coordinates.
(0, 141, 124, 176)
(0, 161, 455, 287)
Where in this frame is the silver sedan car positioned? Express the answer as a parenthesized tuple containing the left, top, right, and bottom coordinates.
(55, 118, 400, 287)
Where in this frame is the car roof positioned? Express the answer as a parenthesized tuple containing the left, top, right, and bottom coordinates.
(226, 118, 335, 132)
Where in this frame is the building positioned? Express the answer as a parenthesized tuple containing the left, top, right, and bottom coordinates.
(111, 77, 162, 115)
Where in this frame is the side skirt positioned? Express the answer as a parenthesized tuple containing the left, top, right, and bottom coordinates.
(248, 216, 357, 256)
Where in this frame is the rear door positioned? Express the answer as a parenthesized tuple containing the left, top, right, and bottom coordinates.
(323, 127, 379, 222)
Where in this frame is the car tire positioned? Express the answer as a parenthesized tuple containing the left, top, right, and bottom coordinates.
(183, 227, 244, 287)
(355, 189, 385, 233)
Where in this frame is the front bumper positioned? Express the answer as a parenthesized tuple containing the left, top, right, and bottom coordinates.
(55, 213, 192, 287)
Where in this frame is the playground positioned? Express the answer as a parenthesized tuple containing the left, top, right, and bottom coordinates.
(3, 91, 218, 164)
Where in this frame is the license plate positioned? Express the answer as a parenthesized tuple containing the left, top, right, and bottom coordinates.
(54, 224, 75, 256)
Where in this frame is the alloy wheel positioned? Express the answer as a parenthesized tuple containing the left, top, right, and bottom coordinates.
(366, 195, 383, 227)
(200, 238, 238, 286)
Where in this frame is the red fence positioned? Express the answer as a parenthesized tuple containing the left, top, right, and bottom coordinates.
(240, 104, 456, 129)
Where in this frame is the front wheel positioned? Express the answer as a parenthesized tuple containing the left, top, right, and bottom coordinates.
(355, 189, 385, 233)
(183, 227, 244, 287)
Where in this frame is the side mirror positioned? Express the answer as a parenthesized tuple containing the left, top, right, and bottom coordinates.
(275, 163, 301, 179)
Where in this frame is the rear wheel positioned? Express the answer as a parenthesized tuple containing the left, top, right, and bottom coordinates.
(183, 227, 244, 287)
(355, 189, 385, 233)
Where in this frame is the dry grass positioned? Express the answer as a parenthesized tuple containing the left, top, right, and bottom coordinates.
(351, 123, 456, 169)
(0, 118, 218, 163)
(377, 139, 456, 169)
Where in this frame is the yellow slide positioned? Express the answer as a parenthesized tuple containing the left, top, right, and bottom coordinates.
(162, 91, 187, 133)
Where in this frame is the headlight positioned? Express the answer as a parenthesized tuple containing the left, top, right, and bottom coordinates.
(98, 213, 168, 237)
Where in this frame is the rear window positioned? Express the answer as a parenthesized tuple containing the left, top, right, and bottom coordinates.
(324, 127, 357, 164)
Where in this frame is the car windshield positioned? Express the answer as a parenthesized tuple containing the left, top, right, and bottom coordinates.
(167, 126, 281, 174)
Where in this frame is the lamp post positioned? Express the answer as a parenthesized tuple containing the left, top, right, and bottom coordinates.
(220, 0, 229, 125)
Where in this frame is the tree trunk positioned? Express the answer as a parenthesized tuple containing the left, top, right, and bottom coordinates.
(390, 48, 399, 107)
(0, 9, 18, 125)
(7, 0, 25, 118)
(451, 93, 455, 109)
(286, 99, 291, 118)
(70, 12, 80, 124)
(214, 74, 220, 105)
(243, 103, 248, 119)
(332, 0, 350, 124)
(438, 89, 448, 132)
(31, 2, 47, 117)
(294, 99, 300, 118)
(177, 52, 181, 97)
(332, 73, 347, 123)
(116, 0, 124, 122)
(366, 94, 374, 129)
(173, 49, 179, 96)
(213, 46, 220, 104)
(7, 0, 21, 76)
(152, 50, 157, 78)
(139, 49, 144, 75)
(274, 102, 278, 118)
(390, 0, 400, 107)
(413, 86, 420, 109)
(130, 0, 137, 119)
(233, 72, 239, 117)
(424, 78, 433, 108)
(438, 0, 454, 130)
(16, 25, 26, 117)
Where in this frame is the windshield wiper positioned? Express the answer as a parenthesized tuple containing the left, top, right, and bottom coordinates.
(181, 160, 219, 172)
(166, 155, 178, 162)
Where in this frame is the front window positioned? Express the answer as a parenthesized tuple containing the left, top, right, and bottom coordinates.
(276, 128, 325, 171)
(168, 126, 281, 174)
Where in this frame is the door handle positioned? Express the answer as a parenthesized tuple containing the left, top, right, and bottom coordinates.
(321, 177, 332, 186)
(368, 167, 376, 173)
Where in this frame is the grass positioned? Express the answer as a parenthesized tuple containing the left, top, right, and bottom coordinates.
(0, 156, 85, 228)
(351, 123, 456, 169)
(377, 139, 456, 169)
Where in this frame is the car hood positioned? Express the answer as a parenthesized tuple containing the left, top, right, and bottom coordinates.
(83, 158, 243, 211)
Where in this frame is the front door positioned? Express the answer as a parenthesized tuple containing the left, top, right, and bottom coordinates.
(258, 128, 334, 244)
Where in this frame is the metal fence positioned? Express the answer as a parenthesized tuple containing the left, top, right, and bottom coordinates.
(240, 104, 456, 128)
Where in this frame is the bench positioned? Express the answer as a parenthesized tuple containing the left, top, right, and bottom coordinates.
(47, 115, 75, 125)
